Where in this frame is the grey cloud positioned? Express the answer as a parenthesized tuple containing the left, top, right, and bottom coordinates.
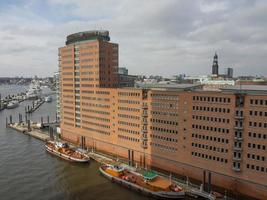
(0, 0, 266, 77)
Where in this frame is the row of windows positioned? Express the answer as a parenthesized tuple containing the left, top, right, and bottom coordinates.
(192, 115, 230, 124)
(81, 58, 97, 62)
(118, 128, 139, 135)
(248, 143, 266, 150)
(150, 142, 177, 152)
(192, 151, 228, 163)
(150, 126, 178, 134)
(192, 124, 230, 134)
(82, 126, 110, 135)
(82, 114, 110, 122)
(79, 45, 97, 50)
(246, 164, 267, 173)
(81, 90, 94, 94)
(63, 84, 73, 87)
(81, 84, 94, 88)
(150, 94, 179, 101)
(192, 133, 229, 144)
(151, 134, 178, 142)
(118, 135, 139, 142)
(63, 78, 73, 81)
(82, 96, 110, 102)
(193, 96, 231, 103)
(63, 100, 73, 104)
(250, 99, 267, 106)
(118, 114, 140, 120)
(82, 120, 110, 129)
(62, 93, 69, 98)
(151, 102, 178, 109)
(118, 120, 140, 127)
(63, 111, 73, 116)
(118, 100, 140, 104)
(81, 102, 110, 108)
(118, 92, 140, 97)
(81, 71, 94, 75)
(96, 91, 110, 95)
(61, 48, 72, 53)
(151, 111, 178, 117)
(62, 66, 73, 70)
(192, 142, 228, 153)
(62, 72, 73, 75)
(63, 106, 73, 110)
(193, 106, 230, 113)
(82, 108, 109, 115)
(150, 118, 178, 126)
(247, 153, 265, 161)
(249, 110, 267, 117)
(63, 116, 73, 121)
(249, 121, 267, 128)
(80, 53, 96, 56)
(63, 122, 74, 126)
(248, 132, 267, 139)
(62, 60, 73, 64)
(118, 106, 140, 112)
(63, 89, 73, 93)
(80, 78, 94, 81)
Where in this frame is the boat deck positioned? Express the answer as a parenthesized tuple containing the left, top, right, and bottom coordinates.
(46, 143, 87, 159)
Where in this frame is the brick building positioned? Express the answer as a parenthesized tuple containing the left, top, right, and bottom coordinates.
(59, 30, 267, 199)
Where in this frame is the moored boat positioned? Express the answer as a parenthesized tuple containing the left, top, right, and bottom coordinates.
(44, 96, 52, 102)
(6, 100, 19, 109)
(99, 165, 185, 199)
(45, 141, 90, 163)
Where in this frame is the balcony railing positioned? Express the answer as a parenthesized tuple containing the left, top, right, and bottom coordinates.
(234, 115, 244, 119)
(142, 112, 148, 117)
(141, 129, 148, 134)
(234, 136, 243, 141)
(233, 146, 242, 151)
(233, 157, 242, 161)
(232, 167, 241, 172)
(234, 126, 243, 130)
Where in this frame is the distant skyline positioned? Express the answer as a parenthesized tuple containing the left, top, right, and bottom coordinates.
(0, 0, 266, 77)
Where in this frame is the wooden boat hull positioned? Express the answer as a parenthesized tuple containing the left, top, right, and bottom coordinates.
(45, 145, 90, 163)
(99, 167, 185, 199)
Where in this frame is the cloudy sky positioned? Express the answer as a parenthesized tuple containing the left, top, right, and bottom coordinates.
(0, 0, 266, 77)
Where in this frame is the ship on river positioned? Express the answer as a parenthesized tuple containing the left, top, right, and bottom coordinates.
(45, 141, 90, 163)
(99, 164, 185, 199)
(26, 80, 42, 100)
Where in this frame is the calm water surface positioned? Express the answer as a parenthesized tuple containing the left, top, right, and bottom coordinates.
(0, 85, 149, 200)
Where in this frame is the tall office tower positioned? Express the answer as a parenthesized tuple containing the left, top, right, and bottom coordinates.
(226, 67, 233, 78)
(212, 52, 219, 76)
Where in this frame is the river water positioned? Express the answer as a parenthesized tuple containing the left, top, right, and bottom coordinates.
(0, 85, 149, 200)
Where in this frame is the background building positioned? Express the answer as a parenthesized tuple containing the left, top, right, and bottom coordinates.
(59, 31, 267, 200)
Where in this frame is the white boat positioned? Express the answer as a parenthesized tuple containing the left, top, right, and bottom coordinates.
(6, 100, 19, 109)
(45, 141, 90, 163)
(44, 96, 52, 102)
(26, 80, 42, 100)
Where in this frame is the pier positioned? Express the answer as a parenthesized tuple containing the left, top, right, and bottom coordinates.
(6, 114, 58, 142)
(8, 123, 50, 141)
(25, 99, 45, 113)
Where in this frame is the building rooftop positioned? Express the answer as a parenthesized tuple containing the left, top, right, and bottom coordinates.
(66, 30, 110, 45)
(221, 85, 267, 94)
(135, 82, 202, 91)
